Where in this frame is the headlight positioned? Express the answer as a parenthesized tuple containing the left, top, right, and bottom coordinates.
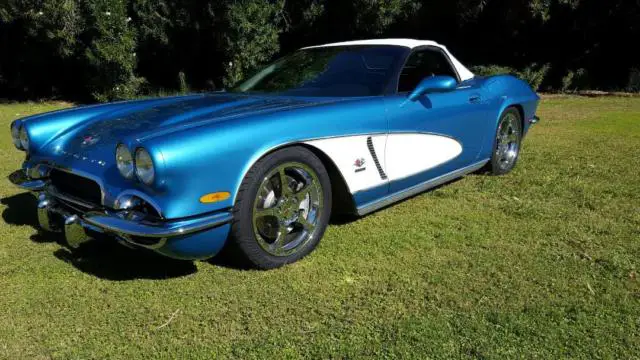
(116, 144, 135, 179)
(135, 148, 155, 185)
(19, 126, 29, 151)
(10, 122, 22, 149)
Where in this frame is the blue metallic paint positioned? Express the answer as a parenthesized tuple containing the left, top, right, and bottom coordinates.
(385, 76, 491, 193)
(12, 70, 538, 260)
(407, 75, 458, 101)
(146, 224, 232, 261)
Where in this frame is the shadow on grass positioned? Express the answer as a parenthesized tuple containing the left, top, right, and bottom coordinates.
(207, 245, 255, 270)
(1, 192, 39, 228)
(2, 193, 295, 273)
(2, 193, 68, 245)
(2, 192, 201, 280)
(53, 241, 198, 281)
(1, 173, 468, 277)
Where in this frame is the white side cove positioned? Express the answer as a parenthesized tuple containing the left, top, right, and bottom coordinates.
(305, 135, 388, 193)
(305, 133, 463, 194)
(385, 134, 462, 182)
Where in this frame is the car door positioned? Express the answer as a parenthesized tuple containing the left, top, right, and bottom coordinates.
(383, 47, 490, 193)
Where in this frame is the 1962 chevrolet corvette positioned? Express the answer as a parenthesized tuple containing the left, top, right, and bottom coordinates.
(9, 39, 539, 269)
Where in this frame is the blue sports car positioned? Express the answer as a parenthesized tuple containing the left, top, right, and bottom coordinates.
(9, 39, 540, 269)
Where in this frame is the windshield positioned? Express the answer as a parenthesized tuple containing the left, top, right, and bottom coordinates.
(231, 46, 406, 97)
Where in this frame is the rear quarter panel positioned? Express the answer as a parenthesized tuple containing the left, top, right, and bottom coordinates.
(478, 75, 540, 160)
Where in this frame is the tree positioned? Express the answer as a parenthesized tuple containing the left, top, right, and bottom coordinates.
(82, 0, 142, 101)
(1, 0, 638, 101)
(0, 0, 84, 98)
(222, 0, 285, 87)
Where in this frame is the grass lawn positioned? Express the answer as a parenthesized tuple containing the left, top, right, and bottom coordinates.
(0, 97, 639, 359)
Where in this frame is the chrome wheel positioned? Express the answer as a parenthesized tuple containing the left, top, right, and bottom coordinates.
(252, 162, 324, 257)
(495, 112, 521, 171)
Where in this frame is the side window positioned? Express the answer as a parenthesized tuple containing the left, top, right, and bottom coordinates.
(397, 49, 458, 93)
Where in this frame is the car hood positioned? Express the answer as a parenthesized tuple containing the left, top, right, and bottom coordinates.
(33, 93, 340, 160)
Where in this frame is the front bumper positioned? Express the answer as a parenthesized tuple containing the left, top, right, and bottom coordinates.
(9, 169, 233, 260)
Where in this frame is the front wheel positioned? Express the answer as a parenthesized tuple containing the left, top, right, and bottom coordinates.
(487, 107, 523, 175)
(231, 146, 332, 269)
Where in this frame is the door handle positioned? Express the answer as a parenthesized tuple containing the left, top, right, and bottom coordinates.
(469, 95, 482, 104)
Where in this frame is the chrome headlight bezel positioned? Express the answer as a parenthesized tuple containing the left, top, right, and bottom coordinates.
(134, 147, 155, 186)
(116, 144, 135, 180)
(19, 125, 29, 151)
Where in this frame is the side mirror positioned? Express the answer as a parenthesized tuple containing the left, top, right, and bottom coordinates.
(407, 75, 457, 101)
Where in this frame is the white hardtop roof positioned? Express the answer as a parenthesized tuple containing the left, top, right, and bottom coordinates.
(303, 38, 442, 50)
(302, 38, 475, 82)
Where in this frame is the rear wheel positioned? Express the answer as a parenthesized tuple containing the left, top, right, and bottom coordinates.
(231, 147, 332, 269)
(488, 107, 522, 175)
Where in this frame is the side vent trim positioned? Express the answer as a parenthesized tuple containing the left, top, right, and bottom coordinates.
(366, 136, 387, 180)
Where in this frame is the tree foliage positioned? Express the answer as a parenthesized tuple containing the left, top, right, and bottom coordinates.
(222, 0, 285, 87)
(0, 0, 638, 101)
(83, 0, 141, 101)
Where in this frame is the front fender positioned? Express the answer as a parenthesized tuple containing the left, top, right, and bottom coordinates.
(142, 97, 387, 219)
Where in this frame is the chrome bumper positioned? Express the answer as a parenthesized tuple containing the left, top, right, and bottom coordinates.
(8, 168, 46, 192)
(9, 169, 233, 249)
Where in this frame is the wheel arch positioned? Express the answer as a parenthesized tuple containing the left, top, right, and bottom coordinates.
(495, 102, 524, 130)
(483, 74, 535, 137)
(233, 142, 357, 216)
(511, 104, 525, 133)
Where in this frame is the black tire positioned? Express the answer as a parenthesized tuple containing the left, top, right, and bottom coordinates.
(487, 107, 523, 175)
(230, 146, 332, 269)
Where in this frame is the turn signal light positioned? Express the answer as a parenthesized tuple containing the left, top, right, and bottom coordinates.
(199, 192, 231, 204)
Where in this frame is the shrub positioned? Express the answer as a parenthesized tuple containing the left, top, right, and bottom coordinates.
(561, 68, 590, 93)
(471, 63, 550, 91)
(627, 68, 640, 93)
(471, 65, 518, 77)
(518, 63, 551, 91)
(178, 71, 189, 94)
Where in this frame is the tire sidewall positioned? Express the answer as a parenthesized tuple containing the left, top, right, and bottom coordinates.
(232, 146, 332, 269)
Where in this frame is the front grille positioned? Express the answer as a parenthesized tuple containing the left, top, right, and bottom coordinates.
(49, 169, 102, 206)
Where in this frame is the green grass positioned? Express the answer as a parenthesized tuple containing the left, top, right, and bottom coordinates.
(1, 97, 639, 359)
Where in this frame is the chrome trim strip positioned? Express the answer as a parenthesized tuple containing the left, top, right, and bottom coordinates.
(82, 210, 233, 238)
(356, 159, 489, 216)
